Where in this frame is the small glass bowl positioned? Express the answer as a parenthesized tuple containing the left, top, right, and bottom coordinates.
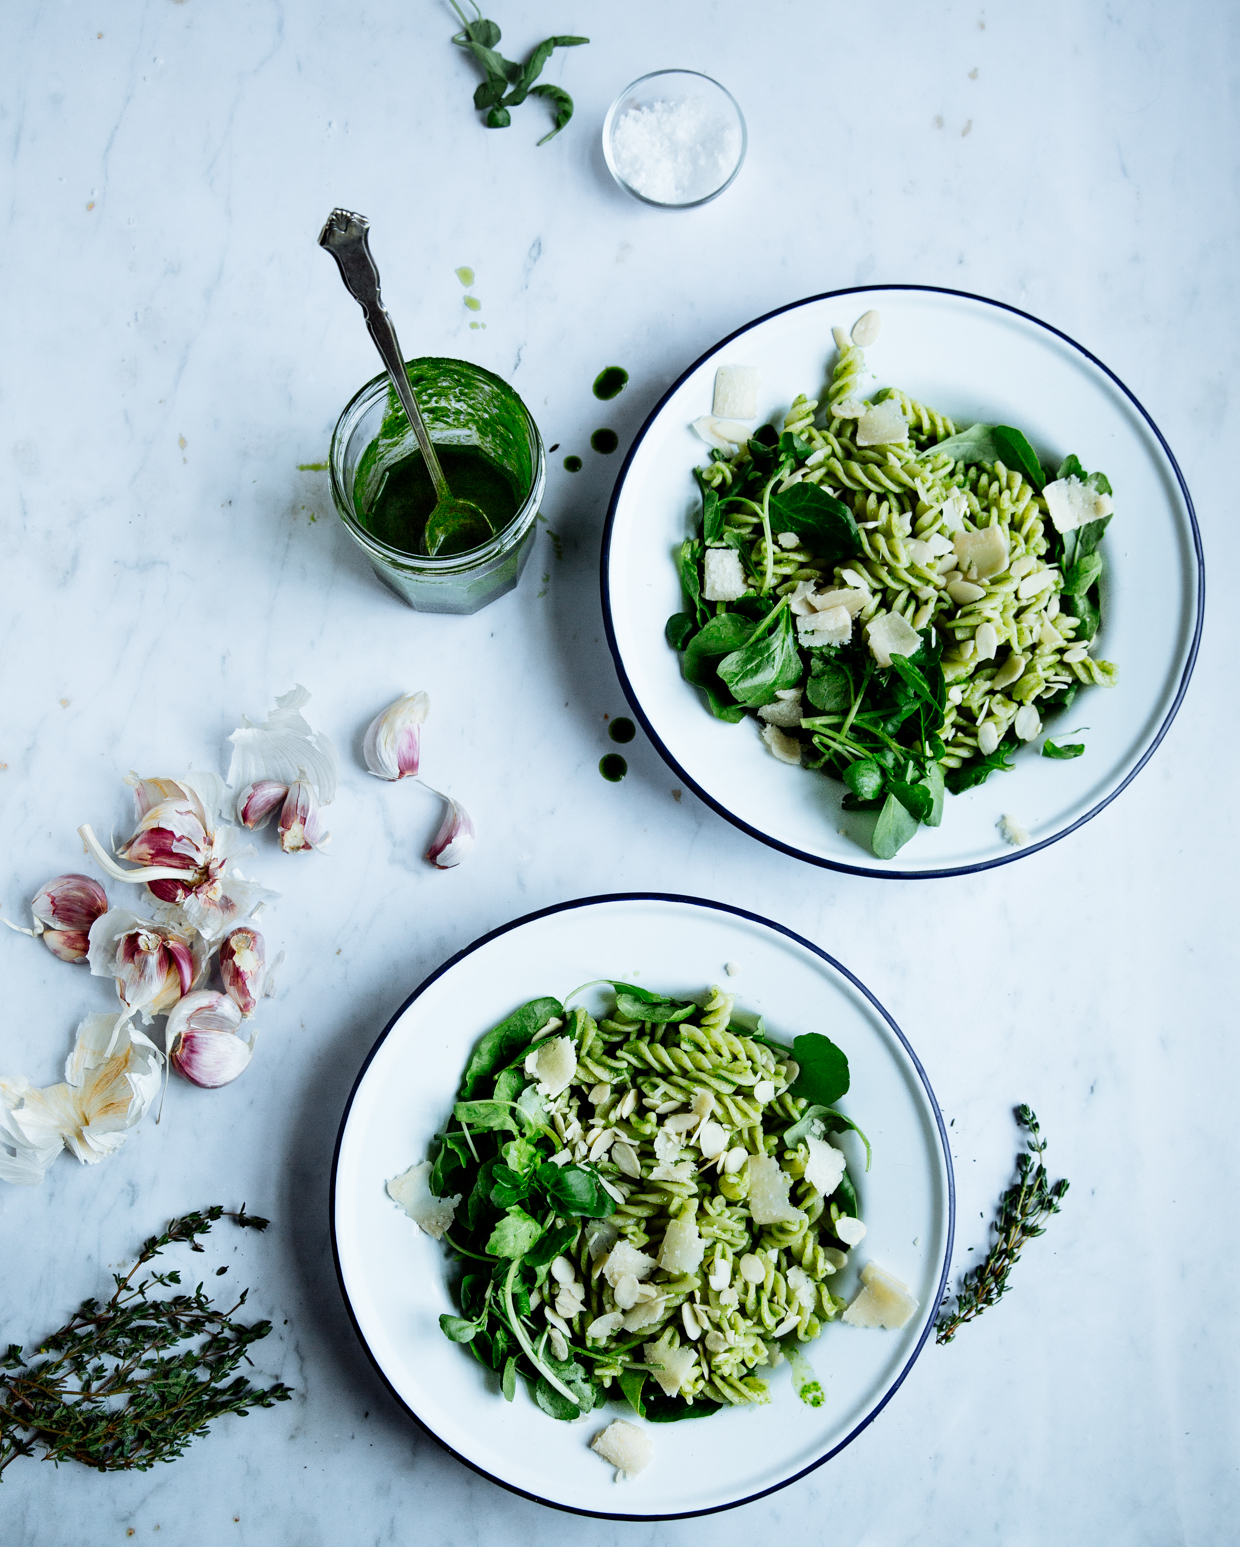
(602, 70, 747, 210)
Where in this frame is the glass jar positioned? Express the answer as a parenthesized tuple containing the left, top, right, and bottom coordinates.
(329, 356, 546, 614)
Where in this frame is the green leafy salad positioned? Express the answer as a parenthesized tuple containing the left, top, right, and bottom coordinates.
(666, 323, 1119, 858)
(387, 983, 873, 1423)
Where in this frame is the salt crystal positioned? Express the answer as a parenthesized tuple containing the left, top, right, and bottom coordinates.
(610, 99, 742, 205)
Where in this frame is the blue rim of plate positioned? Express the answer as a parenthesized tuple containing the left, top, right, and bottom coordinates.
(599, 283, 1205, 880)
(329, 891, 957, 1521)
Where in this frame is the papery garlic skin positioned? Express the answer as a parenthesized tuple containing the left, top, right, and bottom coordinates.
(0, 1013, 163, 1185)
(363, 692, 429, 781)
(236, 779, 289, 830)
(165, 990, 254, 1088)
(427, 797, 475, 869)
(278, 778, 330, 853)
(23, 874, 108, 963)
(220, 926, 267, 1016)
(87, 908, 207, 1022)
(227, 686, 338, 811)
(119, 777, 218, 889)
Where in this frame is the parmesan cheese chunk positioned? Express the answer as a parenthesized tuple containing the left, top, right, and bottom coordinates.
(952, 525, 1009, 580)
(622, 1297, 666, 1332)
(842, 1262, 920, 1329)
(786, 1264, 817, 1309)
(999, 813, 1030, 847)
(813, 587, 869, 616)
(788, 579, 819, 615)
(386, 1161, 460, 1240)
(937, 491, 968, 533)
(747, 1153, 805, 1226)
(758, 690, 803, 728)
(644, 1330, 698, 1396)
(865, 611, 922, 667)
(856, 398, 909, 447)
(658, 1215, 706, 1275)
(803, 1136, 846, 1198)
(1043, 475, 1113, 534)
(691, 415, 751, 452)
(601, 1240, 657, 1287)
(653, 1127, 684, 1163)
(703, 547, 748, 602)
(797, 604, 852, 647)
(761, 724, 802, 765)
(591, 1419, 654, 1480)
(523, 1034, 577, 1097)
(713, 365, 761, 420)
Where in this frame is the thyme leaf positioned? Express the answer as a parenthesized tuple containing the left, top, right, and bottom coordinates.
(0, 1205, 292, 1477)
(935, 1106, 1069, 1345)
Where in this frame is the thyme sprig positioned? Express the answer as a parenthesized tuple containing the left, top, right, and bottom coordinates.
(936, 1106, 1069, 1345)
(0, 1205, 292, 1478)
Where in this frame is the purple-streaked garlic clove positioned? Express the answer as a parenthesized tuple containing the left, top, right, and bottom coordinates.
(363, 692, 429, 781)
(220, 925, 266, 1016)
(278, 779, 330, 853)
(236, 779, 290, 830)
(16, 873, 110, 962)
(427, 797, 475, 869)
(42, 927, 95, 964)
(87, 908, 206, 1019)
(165, 989, 253, 1088)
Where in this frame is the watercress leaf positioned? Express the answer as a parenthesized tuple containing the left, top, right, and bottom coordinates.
(534, 1355, 596, 1420)
(872, 790, 920, 859)
(717, 606, 801, 707)
(454, 1100, 518, 1134)
(666, 612, 695, 650)
(461, 996, 564, 1097)
(888, 654, 943, 717)
(806, 660, 851, 713)
(486, 1208, 544, 1259)
(530, 83, 575, 144)
(492, 1065, 526, 1108)
(1063, 590, 1101, 642)
(1042, 740, 1086, 759)
(467, 1158, 499, 1229)
(920, 760, 946, 828)
(501, 1137, 541, 1175)
(537, 1162, 616, 1218)
(945, 734, 1018, 793)
(490, 1164, 531, 1210)
(888, 778, 934, 822)
(515, 1082, 550, 1131)
(439, 1314, 481, 1344)
(428, 1130, 472, 1197)
(767, 483, 862, 566)
(523, 1219, 577, 1268)
(533, 1377, 580, 1421)
(615, 992, 696, 1024)
(618, 1368, 646, 1417)
(643, 1391, 724, 1422)
(789, 1032, 850, 1106)
(843, 757, 886, 802)
(457, 41, 515, 86)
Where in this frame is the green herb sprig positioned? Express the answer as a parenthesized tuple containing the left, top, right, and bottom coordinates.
(449, 3, 588, 144)
(0, 1206, 292, 1478)
(935, 1106, 1069, 1345)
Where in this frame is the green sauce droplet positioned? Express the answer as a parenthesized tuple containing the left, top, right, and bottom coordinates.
(593, 366, 629, 400)
(563, 455, 583, 472)
(609, 717, 635, 744)
(599, 754, 627, 782)
(464, 295, 482, 312)
(591, 429, 619, 454)
(455, 267, 475, 286)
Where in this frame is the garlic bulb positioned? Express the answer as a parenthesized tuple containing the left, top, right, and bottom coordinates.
(363, 692, 428, 781)
(426, 796, 475, 869)
(219, 925, 272, 1016)
(2, 874, 108, 963)
(236, 779, 289, 830)
(278, 778, 330, 853)
(86, 908, 207, 1022)
(164, 990, 255, 1089)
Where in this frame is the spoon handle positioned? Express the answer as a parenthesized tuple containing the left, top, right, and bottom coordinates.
(318, 208, 451, 502)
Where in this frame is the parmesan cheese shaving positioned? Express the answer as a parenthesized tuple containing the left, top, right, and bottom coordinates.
(747, 1153, 805, 1225)
(386, 1161, 460, 1240)
(842, 1261, 919, 1329)
(712, 365, 760, 420)
(591, 1419, 654, 1480)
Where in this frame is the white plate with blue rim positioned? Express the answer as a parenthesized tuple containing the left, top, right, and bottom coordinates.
(330, 893, 954, 1520)
(601, 285, 1203, 878)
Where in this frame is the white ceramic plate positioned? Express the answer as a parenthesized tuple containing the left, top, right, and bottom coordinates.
(602, 286, 1203, 877)
(331, 894, 954, 1520)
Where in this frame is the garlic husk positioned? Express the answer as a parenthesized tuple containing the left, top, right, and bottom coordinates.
(219, 926, 270, 1016)
(87, 908, 208, 1022)
(226, 686, 338, 814)
(1, 874, 108, 963)
(278, 778, 330, 853)
(426, 796, 475, 869)
(236, 779, 289, 830)
(165, 990, 254, 1089)
(0, 1013, 163, 1184)
(363, 692, 429, 781)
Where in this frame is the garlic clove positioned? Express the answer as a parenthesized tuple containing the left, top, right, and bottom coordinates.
(165, 990, 254, 1089)
(87, 908, 207, 1022)
(226, 686, 338, 807)
(41, 928, 94, 965)
(219, 925, 269, 1016)
(426, 796, 475, 869)
(31, 875, 108, 936)
(236, 779, 290, 830)
(278, 778, 330, 853)
(363, 692, 429, 781)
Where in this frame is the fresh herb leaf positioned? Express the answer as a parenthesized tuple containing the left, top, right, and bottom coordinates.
(532, 1354, 595, 1419)
(767, 483, 862, 566)
(454, 1100, 519, 1134)
(835, 1169, 861, 1220)
(676, 539, 709, 627)
(681, 611, 754, 723)
(609, 980, 667, 1005)
(666, 612, 695, 650)
(782, 1105, 871, 1169)
(522, 1220, 577, 1269)
(501, 1355, 518, 1401)
(944, 733, 1018, 794)
(439, 1313, 483, 1344)
(485, 1208, 544, 1259)
(920, 759, 946, 827)
(618, 1368, 646, 1417)
(489, 1164, 532, 1210)
(717, 605, 801, 707)
(805, 657, 851, 713)
(537, 1162, 616, 1218)
(788, 1033, 850, 1107)
(614, 991, 696, 1024)
(466, 1158, 500, 1228)
(449, 5, 588, 143)
(429, 1130, 473, 1197)
(460, 997, 564, 1097)
(697, 476, 723, 546)
(872, 790, 920, 858)
(888, 777, 934, 822)
(643, 1391, 724, 1422)
(1042, 740, 1085, 759)
(921, 423, 1046, 490)
(843, 756, 886, 802)
(529, 83, 575, 144)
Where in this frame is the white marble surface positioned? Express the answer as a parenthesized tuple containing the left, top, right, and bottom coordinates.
(1, 1, 1235, 1541)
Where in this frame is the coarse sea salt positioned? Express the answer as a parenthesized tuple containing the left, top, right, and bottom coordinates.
(610, 98, 741, 205)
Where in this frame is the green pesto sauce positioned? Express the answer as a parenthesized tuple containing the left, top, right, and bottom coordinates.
(609, 717, 635, 743)
(591, 429, 619, 454)
(593, 366, 629, 400)
(361, 445, 518, 557)
(599, 753, 627, 781)
(563, 454, 583, 472)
